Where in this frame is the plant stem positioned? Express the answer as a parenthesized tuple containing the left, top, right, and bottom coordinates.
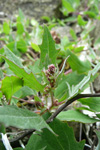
(8, 99, 11, 105)
(9, 129, 35, 146)
(12, 96, 35, 105)
(50, 90, 54, 107)
(46, 93, 100, 123)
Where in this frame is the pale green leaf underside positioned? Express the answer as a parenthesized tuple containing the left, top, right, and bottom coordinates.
(4, 46, 23, 68)
(0, 106, 53, 132)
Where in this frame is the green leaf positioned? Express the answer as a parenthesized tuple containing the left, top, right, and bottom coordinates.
(0, 105, 53, 132)
(14, 86, 35, 98)
(40, 25, 57, 68)
(34, 95, 42, 102)
(84, 11, 97, 19)
(64, 16, 77, 22)
(14, 148, 24, 150)
(0, 142, 5, 150)
(76, 106, 94, 112)
(1, 55, 44, 92)
(1, 42, 20, 56)
(29, 59, 41, 74)
(57, 110, 99, 123)
(62, 0, 80, 16)
(18, 8, 25, 21)
(58, 62, 100, 101)
(17, 22, 24, 35)
(96, 113, 100, 119)
(55, 72, 85, 99)
(77, 15, 87, 26)
(31, 43, 40, 52)
(2, 40, 27, 55)
(81, 26, 95, 39)
(62, 0, 74, 13)
(94, 37, 100, 46)
(3, 22, 10, 35)
(0, 124, 6, 134)
(26, 134, 45, 150)
(0, 124, 6, 149)
(17, 39, 27, 53)
(0, 68, 4, 79)
(26, 119, 85, 150)
(4, 46, 23, 68)
(30, 19, 39, 26)
(66, 49, 91, 73)
(70, 28, 77, 40)
(1, 76, 23, 99)
(0, 47, 4, 55)
(78, 97, 100, 112)
(74, 46, 84, 53)
(41, 16, 51, 22)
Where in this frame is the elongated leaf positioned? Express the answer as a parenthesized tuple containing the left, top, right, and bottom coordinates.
(0, 105, 53, 132)
(58, 62, 100, 101)
(74, 46, 84, 53)
(1, 76, 23, 99)
(3, 22, 10, 35)
(4, 46, 30, 73)
(62, 0, 80, 16)
(31, 43, 40, 52)
(26, 118, 85, 150)
(77, 15, 87, 26)
(78, 97, 100, 112)
(84, 11, 97, 19)
(17, 39, 27, 53)
(17, 22, 24, 35)
(96, 114, 100, 119)
(1, 55, 44, 92)
(18, 8, 25, 22)
(66, 49, 91, 73)
(62, 0, 74, 12)
(40, 25, 57, 68)
(70, 28, 77, 40)
(55, 72, 85, 99)
(4, 46, 23, 68)
(57, 110, 99, 123)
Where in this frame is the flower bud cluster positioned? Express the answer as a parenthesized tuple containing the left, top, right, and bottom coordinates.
(45, 64, 56, 88)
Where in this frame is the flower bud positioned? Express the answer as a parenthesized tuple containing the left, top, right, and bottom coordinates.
(48, 64, 55, 75)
